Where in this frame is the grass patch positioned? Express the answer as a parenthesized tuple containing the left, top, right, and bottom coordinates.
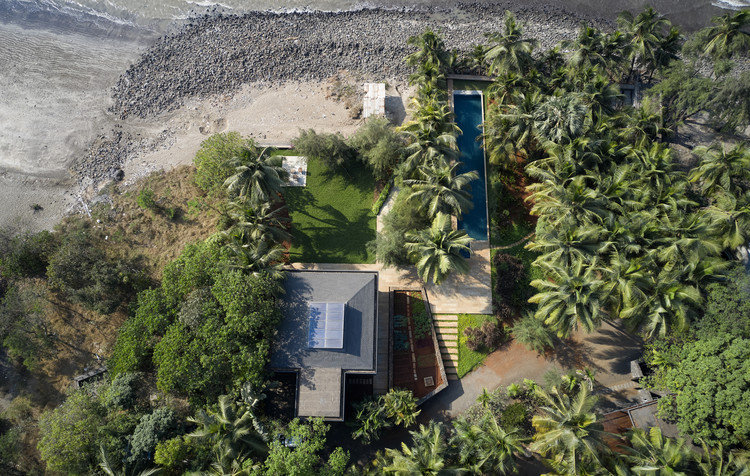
(457, 313, 494, 378)
(284, 157, 376, 263)
(493, 220, 534, 248)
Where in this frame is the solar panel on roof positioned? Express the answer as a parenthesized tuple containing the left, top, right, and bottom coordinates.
(308, 302, 345, 349)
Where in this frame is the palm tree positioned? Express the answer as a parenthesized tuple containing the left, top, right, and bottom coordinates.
(622, 427, 693, 475)
(533, 94, 589, 144)
(529, 261, 605, 338)
(99, 445, 161, 476)
(565, 24, 609, 73)
(451, 415, 524, 475)
(223, 199, 291, 245)
(405, 213, 473, 285)
(405, 162, 478, 219)
(223, 147, 288, 206)
(188, 395, 268, 461)
(383, 421, 458, 475)
(483, 89, 542, 165)
(406, 29, 451, 72)
(617, 7, 672, 81)
(696, 440, 750, 476)
(527, 176, 612, 228)
(621, 268, 702, 339)
(700, 10, 750, 60)
(579, 72, 623, 123)
(701, 193, 750, 250)
(225, 236, 285, 280)
(531, 385, 609, 475)
(689, 142, 750, 199)
(527, 225, 605, 269)
(485, 10, 538, 76)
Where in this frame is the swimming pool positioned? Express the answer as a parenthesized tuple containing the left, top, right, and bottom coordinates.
(453, 91, 489, 241)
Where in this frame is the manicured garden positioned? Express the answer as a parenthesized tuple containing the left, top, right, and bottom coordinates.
(284, 157, 376, 263)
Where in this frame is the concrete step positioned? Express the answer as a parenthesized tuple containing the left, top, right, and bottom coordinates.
(434, 327, 458, 333)
(447, 374, 460, 381)
(443, 360, 457, 369)
(433, 314, 458, 321)
(437, 336, 458, 344)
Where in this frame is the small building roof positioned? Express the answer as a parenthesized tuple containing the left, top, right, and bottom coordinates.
(270, 271, 378, 420)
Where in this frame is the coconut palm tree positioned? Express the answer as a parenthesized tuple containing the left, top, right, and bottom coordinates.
(696, 440, 750, 476)
(451, 414, 524, 475)
(405, 213, 473, 285)
(533, 94, 589, 144)
(700, 10, 750, 60)
(621, 268, 702, 339)
(527, 225, 606, 269)
(528, 261, 605, 338)
(99, 445, 161, 476)
(701, 193, 750, 250)
(223, 147, 288, 206)
(622, 427, 693, 475)
(225, 235, 285, 281)
(530, 385, 609, 475)
(689, 142, 750, 199)
(223, 199, 291, 245)
(188, 395, 268, 461)
(383, 421, 459, 475)
(527, 176, 612, 228)
(405, 162, 478, 219)
(406, 29, 452, 72)
(578, 72, 623, 123)
(483, 89, 542, 165)
(565, 24, 610, 73)
(485, 11, 538, 76)
(617, 7, 672, 81)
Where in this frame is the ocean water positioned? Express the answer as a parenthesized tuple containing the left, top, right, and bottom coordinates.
(0, 0, 744, 186)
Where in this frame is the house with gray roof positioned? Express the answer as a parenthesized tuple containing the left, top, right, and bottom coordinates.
(270, 270, 378, 421)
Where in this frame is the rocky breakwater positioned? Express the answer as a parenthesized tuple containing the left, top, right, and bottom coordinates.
(110, 3, 606, 119)
(73, 3, 605, 190)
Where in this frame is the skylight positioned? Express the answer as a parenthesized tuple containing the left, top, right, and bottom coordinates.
(308, 302, 345, 349)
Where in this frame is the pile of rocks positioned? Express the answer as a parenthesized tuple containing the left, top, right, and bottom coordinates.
(110, 3, 605, 119)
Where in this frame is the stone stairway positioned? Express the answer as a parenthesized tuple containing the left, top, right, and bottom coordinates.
(433, 315, 459, 380)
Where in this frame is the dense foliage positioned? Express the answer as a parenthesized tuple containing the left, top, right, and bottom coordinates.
(110, 239, 283, 403)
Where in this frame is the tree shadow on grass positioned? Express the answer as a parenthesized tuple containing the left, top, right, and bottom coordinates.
(291, 208, 375, 263)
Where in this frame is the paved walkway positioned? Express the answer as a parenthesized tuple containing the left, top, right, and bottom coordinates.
(418, 319, 645, 422)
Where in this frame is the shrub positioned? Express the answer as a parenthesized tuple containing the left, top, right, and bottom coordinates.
(194, 132, 255, 196)
(347, 118, 405, 181)
(128, 407, 179, 465)
(46, 226, 143, 313)
(411, 292, 432, 339)
(293, 129, 356, 172)
(369, 189, 430, 268)
(464, 319, 505, 352)
(511, 313, 555, 354)
(137, 187, 157, 210)
(501, 402, 528, 431)
(506, 383, 522, 398)
(38, 389, 106, 474)
(0, 230, 57, 280)
(104, 372, 141, 410)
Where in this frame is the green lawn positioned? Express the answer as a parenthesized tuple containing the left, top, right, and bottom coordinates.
(457, 314, 495, 378)
(284, 157, 376, 263)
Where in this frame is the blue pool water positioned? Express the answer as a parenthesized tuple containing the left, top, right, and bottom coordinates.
(453, 92, 488, 241)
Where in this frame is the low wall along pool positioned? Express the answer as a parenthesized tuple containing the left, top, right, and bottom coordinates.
(453, 91, 489, 242)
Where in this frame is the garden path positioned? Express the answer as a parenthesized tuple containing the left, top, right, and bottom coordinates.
(417, 319, 644, 422)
